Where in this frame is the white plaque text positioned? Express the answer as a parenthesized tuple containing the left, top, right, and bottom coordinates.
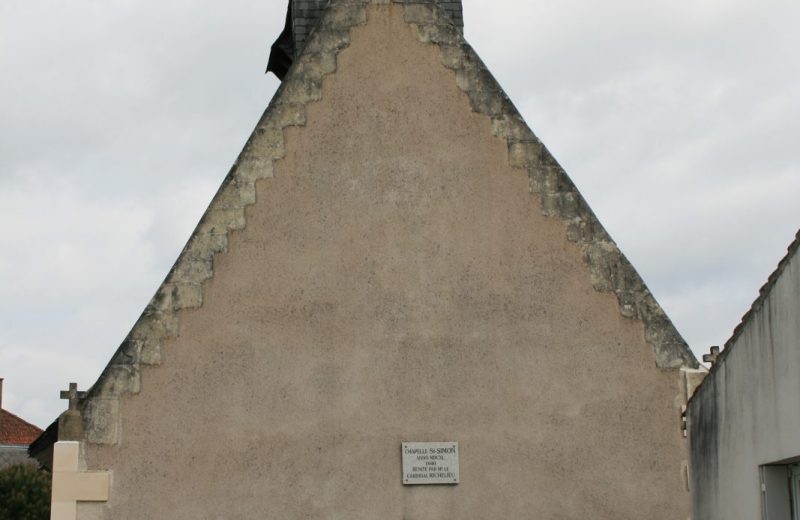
(402, 442, 459, 485)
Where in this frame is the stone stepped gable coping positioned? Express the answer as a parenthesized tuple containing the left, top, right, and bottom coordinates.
(75, 0, 699, 446)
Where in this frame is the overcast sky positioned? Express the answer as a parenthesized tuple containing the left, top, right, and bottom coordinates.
(1, 0, 798, 428)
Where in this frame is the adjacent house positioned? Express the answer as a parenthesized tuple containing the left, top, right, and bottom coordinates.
(688, 230, 800, 519)
(0, 378, 44, 469)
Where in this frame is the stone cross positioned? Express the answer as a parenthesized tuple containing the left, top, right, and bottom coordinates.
(703, 346, 721, 366)
(60, 383, 87, 412)
(51, 441, 110, 520)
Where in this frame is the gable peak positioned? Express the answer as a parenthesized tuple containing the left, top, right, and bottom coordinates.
(267, 0, 464, 79)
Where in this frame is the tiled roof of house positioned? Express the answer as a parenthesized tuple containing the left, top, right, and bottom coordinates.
(0, 409, 43, 446)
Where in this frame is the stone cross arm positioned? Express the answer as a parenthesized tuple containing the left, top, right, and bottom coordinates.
(60, 383, 87, 411)
(51, 441, 110, 520)
(703, 346, 721, 366)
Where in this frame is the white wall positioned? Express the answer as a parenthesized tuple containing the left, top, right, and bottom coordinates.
(688, 233, 800, 519)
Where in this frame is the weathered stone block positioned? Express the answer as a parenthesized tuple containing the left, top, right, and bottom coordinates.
(508, 141, 544, 169)
(416, 22, 461, 45)
(321, 3, 367, 28)
(276, 78, 323, 106)
(122, 337, 162, 367)
(455, 64, 498, 94)
(148, 284, 175, 313)
(211, 180, 254, 211)
(130, 312, 179, 342)
(171, 256, 214, 283)
(246, 127, 286, 162)
(292, 51, 338, 81)
(438, 43, 466, 70)
(261, 103, 307, 131)
(173, 282, 203, 309)
(403, 3, 440, 25)
(82, 398, 120, 445)
(185, 229, 229, 259)
(491, 114, 536, 143)
(236, 157, 275, 183)
(583, 240, 619, 293)
(466, 89, 509, 116)
(303, 29, 352, 54)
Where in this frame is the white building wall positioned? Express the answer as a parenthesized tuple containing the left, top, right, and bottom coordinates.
(688, 233, 800, 519)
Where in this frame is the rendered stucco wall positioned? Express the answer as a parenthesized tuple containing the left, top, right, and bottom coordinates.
(688, 234, 800, 519)
(78, 5, 690, 519)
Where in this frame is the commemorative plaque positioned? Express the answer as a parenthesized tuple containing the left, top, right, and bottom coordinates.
(402, 442, 459, 485)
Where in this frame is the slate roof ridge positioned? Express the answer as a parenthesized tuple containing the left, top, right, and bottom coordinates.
(65, 0, 696, 447)
(688, 228, 800, 404)
(0, 408, 44, 446)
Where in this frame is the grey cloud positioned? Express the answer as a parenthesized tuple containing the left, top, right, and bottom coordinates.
(1, 0, 798, 426)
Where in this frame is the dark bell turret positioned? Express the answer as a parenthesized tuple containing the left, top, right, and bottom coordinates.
(267, 0, 463, 80)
